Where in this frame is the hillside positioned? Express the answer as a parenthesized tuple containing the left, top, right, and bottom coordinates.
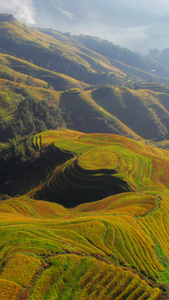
(0, 14, 126, 86)
(1, 14, 169, 144)
(1, 13, 169, 86)
(11, 0, 169, 54)
(2, 77, 169, 142)
(0, 80, 141, 142)
(0, 130, 169, 299)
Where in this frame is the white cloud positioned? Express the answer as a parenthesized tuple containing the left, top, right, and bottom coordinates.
(0, 0, 35, 24)
(61, 10, 74, 20)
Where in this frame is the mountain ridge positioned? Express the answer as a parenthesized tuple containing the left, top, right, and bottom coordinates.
(2, 15, 169, 143)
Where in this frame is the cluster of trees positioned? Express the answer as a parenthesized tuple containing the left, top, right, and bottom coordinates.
(0, 96, 66, 142)
(0, 136, 36, 165)
(0, 71, 15, 81)
(0, 135, 37, 196)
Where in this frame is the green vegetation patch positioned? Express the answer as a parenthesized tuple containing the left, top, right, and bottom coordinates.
(0, 89, 22, 123)
(0, 254, 41, 287)
(54, 139, 94, 155)
(78, 147, 119, 170)
(0, 96, 65, 142)
(29, 254, 161, 300)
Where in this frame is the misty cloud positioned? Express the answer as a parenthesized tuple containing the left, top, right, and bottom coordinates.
(61, 10, 74, 20)
(0, 0, 35, 24)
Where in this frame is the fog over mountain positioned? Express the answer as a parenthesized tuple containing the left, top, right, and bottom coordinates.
(1, 0, 169, 54)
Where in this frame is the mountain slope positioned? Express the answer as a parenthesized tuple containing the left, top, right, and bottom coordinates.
(2, 14, 169, 143)
(0, 53, 88, 90)
(29, 0, 169, 53)
(91, 85, 169, 140)
(1, 13, 169, 86)
(2, 77, 169, 142)
(0, 14, 127, 86)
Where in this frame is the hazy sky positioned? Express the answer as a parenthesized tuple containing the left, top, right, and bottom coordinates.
(121, 0, 169, 12)
(1, 0, 169, 25)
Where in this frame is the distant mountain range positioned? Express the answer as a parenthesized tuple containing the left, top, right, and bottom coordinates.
(1, 14, 169, 142)
(1, 0, 169, 53)
(33, 0, 169, 53)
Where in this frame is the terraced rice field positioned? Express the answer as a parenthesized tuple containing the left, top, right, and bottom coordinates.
(0, 195, 164, 299)
(1, 130, 169, 299)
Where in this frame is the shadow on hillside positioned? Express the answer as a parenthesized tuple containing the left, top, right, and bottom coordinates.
(0, 143, 131, 208)
(0, 144, 74, 197)
(34, 159, 131, 208)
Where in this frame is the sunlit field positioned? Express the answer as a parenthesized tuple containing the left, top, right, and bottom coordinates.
(0, 130, 169, 299)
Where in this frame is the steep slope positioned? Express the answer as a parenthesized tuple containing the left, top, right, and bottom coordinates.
(0, 77, 141, 142)
(59, 89, 140, 139)
(2, 78, 169, 142)
(75, 35, 169, 81)
(0, 53, 88, 90)
(2, 14, 169, 143)
(0, 14, 127, 86)
(1, 13, 169, 86)
(1, 14, 169, 144)
(41, 29, 169, 84)
(92, 86, 169, 140)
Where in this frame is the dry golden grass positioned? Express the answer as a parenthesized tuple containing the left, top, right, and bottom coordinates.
(0, 254, 41, 287)
(0, 279, 22, 300)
